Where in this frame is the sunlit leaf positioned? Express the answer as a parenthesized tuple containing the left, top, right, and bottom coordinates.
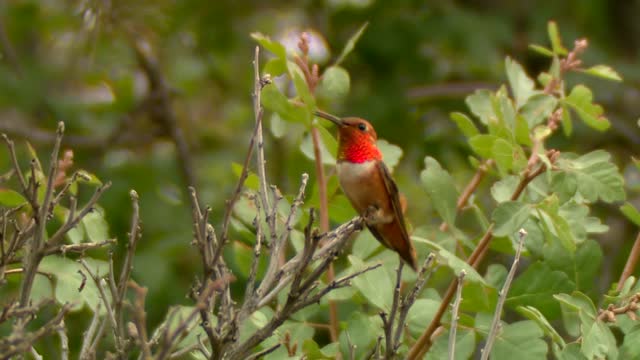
(450, 112, 479, 137)
(547, 21, 568, 55)
(563, 85, 610, 131)
(0, 188, 27, 207)
(251, 32, 287, 58)
(580, 65, 622, 82)
(505, 57, 537, 108)
(316, 66, 350, 101)
(465, 89, 495, 125)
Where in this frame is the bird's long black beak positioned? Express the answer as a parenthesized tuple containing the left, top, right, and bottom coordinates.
(314, 109, 344, 126)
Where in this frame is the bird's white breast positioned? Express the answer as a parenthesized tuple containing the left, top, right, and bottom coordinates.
(336, 160, 378, 214)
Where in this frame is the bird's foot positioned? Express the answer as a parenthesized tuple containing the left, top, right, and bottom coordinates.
(363, 205, 390, 225)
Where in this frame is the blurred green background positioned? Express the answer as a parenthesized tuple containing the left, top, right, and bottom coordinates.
(1, 0, 639, 340)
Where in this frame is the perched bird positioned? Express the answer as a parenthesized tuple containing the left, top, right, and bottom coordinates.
(314, 110, 419, 271)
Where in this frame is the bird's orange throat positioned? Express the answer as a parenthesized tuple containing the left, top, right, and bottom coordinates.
(338, 133, 382, 163)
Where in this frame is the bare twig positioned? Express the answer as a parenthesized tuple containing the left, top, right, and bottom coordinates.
(133, 39, 196, 189)
(480, 229, 527, 360)
(382, 261, 404, 358)
(79, 302, 102, 360)
(245, 344, 281, 360)
(155, 279, 220, 360)
(18, 122, 64, 308)
(129, 281, 152, 360)
(597, 293, 640, 322)
(0, 304, 72, 359)
(393, 253, 436, 347)
(115, 190, 141, 338)
(448, 271, 466, 360)
(57, 320, 70, 360)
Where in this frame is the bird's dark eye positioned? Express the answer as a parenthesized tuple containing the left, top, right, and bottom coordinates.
(358, 123, 367, 131)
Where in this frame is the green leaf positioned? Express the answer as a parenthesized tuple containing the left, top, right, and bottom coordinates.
(514, 115, 532, 146)
(299, 128, 336, 165)
(82, 207, 109, 243)
(490, 320, 548, 360)
(563, 85, 610, 131)
(38, 256, 109, 313)
(544, 239, 603, 293)
(561, 104, 573, 136)
(555, 343, 587, 360)
(407, 298, 441, 335)
(465, 89, 495, 125)
(348, 255, 393, 310)
(339, 312, 381, 357)
(288, 61, 316, 109)
(231, 162, 259, 190)
(261, 84, 309, 123)
(316, 66, 350, 101)
(517, 306, 566, 347)
(335, 22, 368, 65)
(550, 172, 578, 204)
(554, 292, 597, 337)
(491, 175, 519, 203)
(263, 57, 287, 77)
(450, 112, 479, 137)
(76, 170, 103, 186)
(507, 262, 575, 319)
(492, 139, 527, 173)
(377, 139, 403, 171)
(461, 281, 497, 312)
(151, 305, 206, 352)
(547, 21, 568, 55)
(620, 325, 640, 359)
(582, 321, 618, 360)
(420, 157, 459, 227)
(412, 236, 486, 284)
(557, 150, 625, 203)
(537, 195, 576, 252)
(621, 202, 640, 227)
(54, 206, 85, 244)
(505, 57, 537, 108)
(520, 94, 558, 127)
(580, 65, 622, 82)
(429, 328, 475, 360)
(529, 44, 554, 57)
(0, 188, 27, 207)
(251, 32, 287, 59)
(492, 201, 531, 237)
(469, 134, 498, 158)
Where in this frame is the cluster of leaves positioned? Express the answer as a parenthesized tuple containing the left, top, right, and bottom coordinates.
(242, 21, 638, 360)
(2, 9, 640, 359)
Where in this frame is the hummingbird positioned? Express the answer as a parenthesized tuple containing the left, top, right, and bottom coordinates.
(314, 110, 419, 271)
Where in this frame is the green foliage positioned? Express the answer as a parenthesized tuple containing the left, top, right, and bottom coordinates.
(2, 2, 640, 359)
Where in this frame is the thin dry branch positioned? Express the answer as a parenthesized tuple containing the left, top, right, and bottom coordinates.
(448, 270, 466, 360)
(480, 229, 526, 360)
